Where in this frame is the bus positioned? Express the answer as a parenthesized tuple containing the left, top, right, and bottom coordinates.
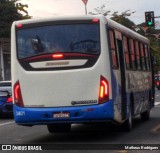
(11, 15, 155, 132)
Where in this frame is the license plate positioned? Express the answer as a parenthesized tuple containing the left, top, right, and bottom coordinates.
(53, 112, 70, 118)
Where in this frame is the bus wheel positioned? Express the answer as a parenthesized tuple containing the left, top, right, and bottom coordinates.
(122, 107, 133, 131)
(140, 110, 150, 121)
(47, 123, 71, 133)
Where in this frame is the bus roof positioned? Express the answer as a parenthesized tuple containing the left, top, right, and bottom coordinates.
(13, 15, 149, 44)
(106, 18, 149, 44)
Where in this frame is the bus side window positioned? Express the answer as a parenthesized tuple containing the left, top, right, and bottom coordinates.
(134, 41, 141, 70)
(129, 39, 136, 70)
(144, 44, 150, 70)
(109, 30, 119, 69)
(140, 43, 146, 70)
(123, 36, 130, 69)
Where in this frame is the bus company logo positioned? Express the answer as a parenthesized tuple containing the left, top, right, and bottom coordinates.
(71, 100, 97, 105)
(2, 145, 11, 150)
(45, 61, 69, 66)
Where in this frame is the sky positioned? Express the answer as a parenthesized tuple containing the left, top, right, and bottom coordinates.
(20, 0, 160, 25)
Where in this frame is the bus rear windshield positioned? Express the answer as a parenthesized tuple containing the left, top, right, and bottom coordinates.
(17, 23, 100, 59)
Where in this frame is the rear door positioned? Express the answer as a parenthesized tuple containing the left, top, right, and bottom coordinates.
(115, 31, 127, 120)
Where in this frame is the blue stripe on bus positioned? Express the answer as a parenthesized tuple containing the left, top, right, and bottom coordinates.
(13, 100, 114, 125)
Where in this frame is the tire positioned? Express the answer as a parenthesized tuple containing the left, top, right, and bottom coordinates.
(47, 123, 71, 133)
(141, 110, 150, 121)
(122, 106, 133, 131)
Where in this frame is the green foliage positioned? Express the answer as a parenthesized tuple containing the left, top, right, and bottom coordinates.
(0, 0, 31, 38)
(0, 0, 18, 37)
(138, 25, 160, 73)
(111, 15, 135, 29)
(89, 5, 136, 30)
(148, 35, 160, 73)
(15, 0, 31, 19)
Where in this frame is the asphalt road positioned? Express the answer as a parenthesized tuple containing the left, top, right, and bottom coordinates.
(0, 89, 160, 153)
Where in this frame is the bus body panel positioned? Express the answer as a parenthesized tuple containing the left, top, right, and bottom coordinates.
(13, 100, 114, 125)
(111, 70, 122, 122)
(17, 63, 101, 107)
(126, 71, 152, 115)
(12, 16, 113, 108)
(11, 15, 154, 127)
(112, 66, 152, 123)
(12, 16, 116, 125)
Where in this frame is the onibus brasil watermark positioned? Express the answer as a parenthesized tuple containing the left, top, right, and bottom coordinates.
(125, 145, 159, 150)
(1, 145, 42, 151)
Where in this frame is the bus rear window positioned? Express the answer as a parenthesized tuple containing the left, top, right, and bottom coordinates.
(17, 23, 100, 59)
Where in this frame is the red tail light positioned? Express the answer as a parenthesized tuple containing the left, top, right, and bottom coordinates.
(14, 81, 24, 107)
(6, 97, 12, 103)
(52, 53, 64, 59)
(92, 18, 99, 23)
(16, 24, 23, 29)
(99, 76, 109, 104)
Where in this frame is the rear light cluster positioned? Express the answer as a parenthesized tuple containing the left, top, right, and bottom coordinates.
(52, 53, 64, 59)
(6, 97, 12, 103)
(16, 24, 23, 29)
(92, 18, 99, 23)
(14, 81, 24, 107)
(99, 76, 109, 104)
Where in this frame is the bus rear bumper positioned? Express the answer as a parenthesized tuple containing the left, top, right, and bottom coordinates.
(13, 100, 114, 126)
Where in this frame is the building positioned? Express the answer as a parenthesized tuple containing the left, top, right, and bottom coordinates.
(0, 38, 11, 81)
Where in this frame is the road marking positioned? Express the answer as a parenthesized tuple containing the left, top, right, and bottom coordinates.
(0, 121, 14, 126)
(117, 151, 128, 153)
(155, 102, 160, 106)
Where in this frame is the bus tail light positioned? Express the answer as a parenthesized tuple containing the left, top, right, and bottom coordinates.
(99, 76, 109, 104)
(52, 53, 64, 59)
(16, 24, 23, 29)
(92, 18, 99, 23)
(6, 97, 12, 103)
(14, 81, 24, 107)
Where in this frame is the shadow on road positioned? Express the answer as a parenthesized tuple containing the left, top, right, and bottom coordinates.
(0, 114, 14, 119)
(28, 116, 153, 144)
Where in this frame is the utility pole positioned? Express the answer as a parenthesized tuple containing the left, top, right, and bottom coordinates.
(81, 0, 88, 15)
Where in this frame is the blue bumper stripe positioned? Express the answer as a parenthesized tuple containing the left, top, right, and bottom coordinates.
(14, 100, 114, 125)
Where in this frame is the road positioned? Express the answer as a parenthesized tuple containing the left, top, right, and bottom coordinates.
(0, 89, 160, 153)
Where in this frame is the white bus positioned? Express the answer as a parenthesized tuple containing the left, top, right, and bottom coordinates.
(11, 15, 154, 132)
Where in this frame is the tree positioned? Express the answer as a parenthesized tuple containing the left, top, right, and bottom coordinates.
(14, 0, 31, 19)
(89, 5, 136, 30)
(111, 11, 136, 29)
(0, 0, 30, 38)
(88, 4, 111, 16)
